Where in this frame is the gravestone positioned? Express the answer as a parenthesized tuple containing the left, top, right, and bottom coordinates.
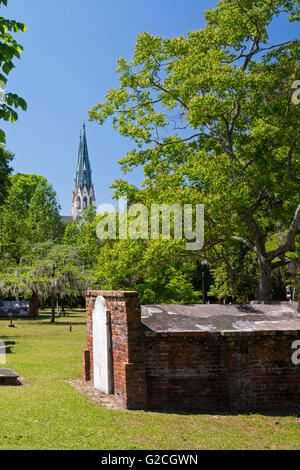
(92, 296, 113, 394)
(0, 295, 38, 318)
(0, 301, 30, 318)
(0, 369, 19, 386)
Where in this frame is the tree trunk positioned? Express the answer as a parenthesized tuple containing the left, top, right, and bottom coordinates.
(257, 256, 272, 302)
(51, 291, 55, 324)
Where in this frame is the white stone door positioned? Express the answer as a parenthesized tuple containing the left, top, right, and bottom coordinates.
(93, 296, 113, 394)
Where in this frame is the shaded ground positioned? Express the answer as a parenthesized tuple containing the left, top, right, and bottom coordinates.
(67, 378, 125, 411)
(0, 310, 300, 450)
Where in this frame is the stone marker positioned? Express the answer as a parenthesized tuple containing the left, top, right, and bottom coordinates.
(93, 296, 113, 395)
(0, 369, 19, 386)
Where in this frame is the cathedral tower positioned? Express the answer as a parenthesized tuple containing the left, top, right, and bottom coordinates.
(72, 123, 96, 218)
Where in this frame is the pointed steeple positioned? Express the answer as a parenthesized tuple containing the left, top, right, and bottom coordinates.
(72, 123, 96, 218)
(74, 122, 92, 191)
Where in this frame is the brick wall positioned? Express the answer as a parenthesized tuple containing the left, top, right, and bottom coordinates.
(144, 330, 300, 412)
(83, 291, 147, 409)
(84, 291, 300, 412)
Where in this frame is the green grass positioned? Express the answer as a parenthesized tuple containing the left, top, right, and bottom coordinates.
(0, 310, 300, 450)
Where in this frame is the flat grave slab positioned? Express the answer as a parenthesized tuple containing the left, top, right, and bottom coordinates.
(141, 301, 300, 333)
(0, 369, 19, 386)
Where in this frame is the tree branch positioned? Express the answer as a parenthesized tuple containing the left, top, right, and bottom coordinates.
(150, 132, 207, 147)
(268, 204, 300, 260)
(149, 78, 189, 112)
(287, 142, 300, 184)
(232, 236, 254, 250)
(271, 257, 292, 270)
(240, 211, 266, 255)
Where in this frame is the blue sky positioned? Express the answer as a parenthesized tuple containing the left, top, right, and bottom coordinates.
(2, 0, 299, 214)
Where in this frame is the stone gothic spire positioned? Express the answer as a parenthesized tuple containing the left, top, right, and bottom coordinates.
(72, 123, 96, 218)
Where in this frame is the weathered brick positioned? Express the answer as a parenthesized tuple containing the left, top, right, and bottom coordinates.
(83, 291, 300, 412)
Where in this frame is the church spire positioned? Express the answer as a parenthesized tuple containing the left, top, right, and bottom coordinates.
(75, 122, 92, 191)
(72, 123, 96, 218)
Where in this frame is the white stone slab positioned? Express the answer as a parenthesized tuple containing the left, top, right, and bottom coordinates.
(93, 296, 113, 394)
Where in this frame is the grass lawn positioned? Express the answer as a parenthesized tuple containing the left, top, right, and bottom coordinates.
(0, 310, 300, 450)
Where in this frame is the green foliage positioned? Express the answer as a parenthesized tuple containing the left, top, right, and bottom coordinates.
(97, 238, 200, 304)
(0, 242, 96, 302)
(0, 144, 13, 204)
(0, 0, 27, 142)
(0, 173, 64, 261)
(90, 0, 300, 301)
(207, 243, 258, 302)
(62, 207, 101, 270)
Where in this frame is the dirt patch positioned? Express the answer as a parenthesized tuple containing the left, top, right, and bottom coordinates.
(66, 378, 126, 411)
(18, 377, 31, 386)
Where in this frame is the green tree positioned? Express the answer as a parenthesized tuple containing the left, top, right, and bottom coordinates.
(0, 145, 13, 204)
(62, 206, 101, 270)
(90, 0, 300, 301)
(0, 174, 64, 260)
(0, 0, 27, 143)
(97, 238, 200, 304)
(0, 242, 96, 323)
(207, 242, 258, 303)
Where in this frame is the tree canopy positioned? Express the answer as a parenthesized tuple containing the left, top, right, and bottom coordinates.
(96, 237, 201, 304)
(0, 144, 13, 204)
(0, 242, 96, 322)
(0, 173, 64, 261)
(90, 0, 300, 301)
